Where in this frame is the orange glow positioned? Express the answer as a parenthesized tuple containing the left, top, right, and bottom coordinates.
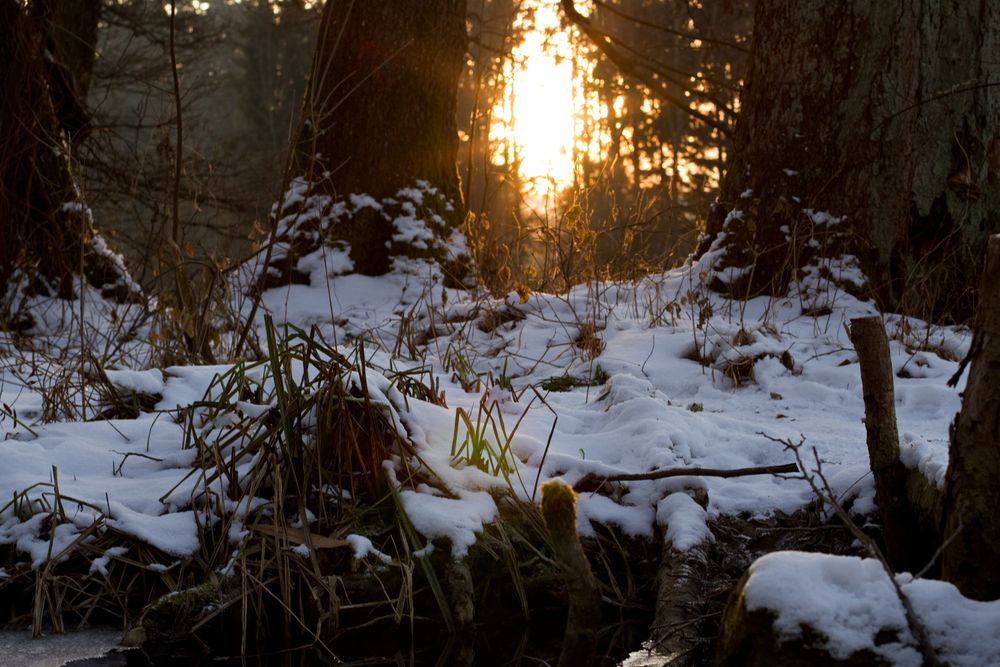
(491, 2, 577, 199)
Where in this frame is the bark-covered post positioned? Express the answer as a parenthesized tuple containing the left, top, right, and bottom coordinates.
(940, 236, 1000, 600)
(700, 0, 999, 321)
(848, 317, 932, 573)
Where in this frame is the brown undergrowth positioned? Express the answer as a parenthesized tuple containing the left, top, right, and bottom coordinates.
(0, 317, 661, 664)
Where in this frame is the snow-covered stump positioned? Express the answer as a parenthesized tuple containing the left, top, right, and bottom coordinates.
(716, 551, 1000, 666)
(256, 179, 473, 295)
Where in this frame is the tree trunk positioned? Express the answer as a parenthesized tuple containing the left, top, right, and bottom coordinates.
(281, 0, 469, 278)
(940, 236, 1000, 600)
(700, 0, 1000, 322)
(0, 0, 136, 323)
(32, 0, 102, 100)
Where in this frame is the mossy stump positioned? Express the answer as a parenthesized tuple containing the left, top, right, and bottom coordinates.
(541, 480, 601, 667)
(716, 570, 892, 667)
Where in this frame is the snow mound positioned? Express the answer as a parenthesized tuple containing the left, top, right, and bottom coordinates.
(744, 551, 1000, 666)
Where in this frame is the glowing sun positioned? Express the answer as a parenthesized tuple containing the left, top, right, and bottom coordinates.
(493, 2, 578, 198)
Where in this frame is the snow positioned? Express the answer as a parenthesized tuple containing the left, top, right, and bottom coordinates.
(804, 208, 846, 226)
(89, 545, 129, 577)
(346, 534, 393, 563)
(106, 502, 199, 557)
(398, 488, 498, 557)
(657, 492, 713, 551)
(104, 368, 165, 395)
(0, 222, 989, 660)
(743, 551, 1000, 666)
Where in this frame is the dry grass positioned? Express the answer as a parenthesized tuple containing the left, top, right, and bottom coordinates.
(0, 317, 437, 650)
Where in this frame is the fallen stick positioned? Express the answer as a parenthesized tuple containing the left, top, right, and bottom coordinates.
(574, 462, 797, 490)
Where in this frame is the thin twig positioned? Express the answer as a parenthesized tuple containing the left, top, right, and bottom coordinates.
(914, 522, 963, 580)
(167, 0, 183, 249)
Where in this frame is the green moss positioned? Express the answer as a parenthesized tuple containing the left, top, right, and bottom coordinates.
(716, 567, 894, 667)
(541, 480, 578, 541)
(540, 368, 608, 392)
(142, 575, 239, 643)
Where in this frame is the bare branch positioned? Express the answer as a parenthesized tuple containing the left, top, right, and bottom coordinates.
(574, 462, 797, 491)
(591, 0, 749, 53)
(560, 0, 732, 136)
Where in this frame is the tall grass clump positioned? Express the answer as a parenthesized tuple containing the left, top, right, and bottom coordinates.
(0, 316, 455, 655)
(148, 316, 444, 650)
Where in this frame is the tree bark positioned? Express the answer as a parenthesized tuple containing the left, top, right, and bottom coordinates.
(288, 0, 468, 277)
(848, 316, 934, 574)
(0, 0, 136, 320)
(940, 236, 1000, 600)
(700, 0, 1000, 322)
(32, 0, 102, 100)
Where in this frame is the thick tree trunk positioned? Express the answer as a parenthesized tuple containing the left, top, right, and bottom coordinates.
(701, 0, 1000, 321)
(940, 236, 1000, 600)
(287, 0, 468, 277)
(0, 1, 136, 321)
(32, 0, 102, 100)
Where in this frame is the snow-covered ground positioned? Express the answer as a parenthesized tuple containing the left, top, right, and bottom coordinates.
(0, 252, 988, 663)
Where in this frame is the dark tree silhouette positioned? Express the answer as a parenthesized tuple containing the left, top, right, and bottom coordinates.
(266, 0, 470, 283)
(941, 237, 1000, 600)
(700, 0, 999, 322)
(0, 0, 136, 325)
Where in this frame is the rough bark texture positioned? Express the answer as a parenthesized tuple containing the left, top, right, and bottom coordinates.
(293, 0, 467, 276)
(940, 236, 1000, 600)
(32, 0, 102, 99)
(652, 541, 710, 664)
(701, 0, 1000, 322)
(847, 317, 934, 574)
(0, 1, 136, 319)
